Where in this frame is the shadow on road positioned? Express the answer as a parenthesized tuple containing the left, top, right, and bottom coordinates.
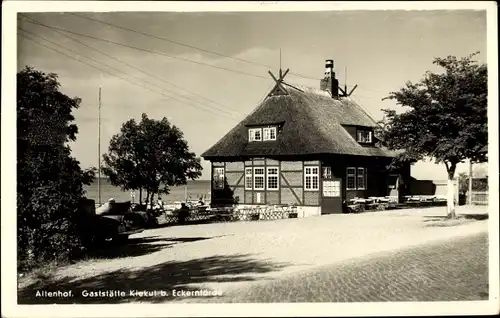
(422, 213, 488, 222)
(18, 254, 288, 304)
(86, 235, 232, 259)
(85, 235, 230, 260)
(87, 235, 232, 259)
(85, 236, 173, 259)
(462, 213, 489, 221)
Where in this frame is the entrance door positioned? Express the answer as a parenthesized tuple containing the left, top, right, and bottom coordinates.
(387, 174, 399, 197)
(321, 166, 343, 214)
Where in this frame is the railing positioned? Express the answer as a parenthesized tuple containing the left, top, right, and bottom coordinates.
(470, 191, 488, 205)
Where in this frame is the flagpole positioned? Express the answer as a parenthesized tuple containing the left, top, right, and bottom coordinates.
(98, 86, 102, 206)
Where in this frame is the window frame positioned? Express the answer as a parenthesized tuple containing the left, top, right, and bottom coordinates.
(266, 167, 279, 190)
(357, 167, 366, 190)
(346, 167, 368, 190)
(357, 130, 373, 143)
(253, 167, 265, 190)
(304, 166, 320, 191)
(249, 128, 262, 142)
(263, 127, 277, 141)
(245, 167, 253, 190)
(213, 167, 225, 190)
(346, 167, 356, 190)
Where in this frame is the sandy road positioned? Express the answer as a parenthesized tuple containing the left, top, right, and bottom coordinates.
(18, 206, 488, 304)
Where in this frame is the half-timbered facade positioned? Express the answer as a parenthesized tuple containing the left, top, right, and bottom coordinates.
(202, 59, 410, 216)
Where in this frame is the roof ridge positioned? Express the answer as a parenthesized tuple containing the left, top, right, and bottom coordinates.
(284, 82, 379, 127)
(283, 82, 333, 98)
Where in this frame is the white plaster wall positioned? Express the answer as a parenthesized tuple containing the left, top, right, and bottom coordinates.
(296, 206, 321, 218)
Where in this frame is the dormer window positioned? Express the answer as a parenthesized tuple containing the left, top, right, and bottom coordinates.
(249, 128, 262, 142)
(357, 130, 373, 144)
(263, 127, 277, 141)
(249, 126, 278, 142)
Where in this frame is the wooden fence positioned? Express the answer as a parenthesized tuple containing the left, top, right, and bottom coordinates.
(470, 191, 488, 205)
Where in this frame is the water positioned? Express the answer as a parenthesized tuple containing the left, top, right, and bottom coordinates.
(84, 178, 211, 204)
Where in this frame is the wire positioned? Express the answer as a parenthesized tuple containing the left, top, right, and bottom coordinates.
(67, 12, 322, 81)
(18, 16, 391, 111)
(19, 27, 238, 118)
(19, 15, 271, 81)
(20, 16, 243, 117)
(18, 31, 240, 120)
(20, 16, 392, 96)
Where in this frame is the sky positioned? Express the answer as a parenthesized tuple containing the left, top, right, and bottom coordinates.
(17, 9, 488, 180)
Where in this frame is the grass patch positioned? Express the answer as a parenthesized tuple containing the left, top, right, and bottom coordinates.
(18, 261, 62, 289)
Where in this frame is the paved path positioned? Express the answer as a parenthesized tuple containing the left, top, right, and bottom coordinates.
(202, 232, 488, 303)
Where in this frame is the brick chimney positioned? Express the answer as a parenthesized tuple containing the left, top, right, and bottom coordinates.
(320, 59, 339, 99)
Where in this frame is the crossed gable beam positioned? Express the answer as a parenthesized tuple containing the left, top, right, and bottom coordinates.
(267, 68, 290, 97)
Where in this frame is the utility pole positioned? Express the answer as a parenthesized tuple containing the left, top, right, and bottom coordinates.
(279, 48, 282, 77)
(98, 87, 102, 206)
(345, 66, 348, 97)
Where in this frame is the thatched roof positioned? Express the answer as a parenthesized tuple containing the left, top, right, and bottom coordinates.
(202, 83, 398, 159)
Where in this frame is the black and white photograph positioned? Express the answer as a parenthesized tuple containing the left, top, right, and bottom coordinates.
(1, 1, 498, 317)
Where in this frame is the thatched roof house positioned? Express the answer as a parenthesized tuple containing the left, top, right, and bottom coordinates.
(202, 84, 397, 159)
(202, 59, 410, 216)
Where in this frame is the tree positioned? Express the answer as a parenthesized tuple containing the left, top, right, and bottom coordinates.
(380, 52, 487, 218)
(17, 66, 95, 270)
(102, 113, 203, 206)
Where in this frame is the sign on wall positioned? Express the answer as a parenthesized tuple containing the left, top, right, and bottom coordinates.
(323, 180, 340, 197)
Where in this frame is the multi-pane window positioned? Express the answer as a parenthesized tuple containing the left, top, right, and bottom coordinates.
(263, 127, 277, 141)
(249, 128, 262, 142)
(357, 130, 373, 143)
(245, 168, 253, 190)
(304, 166, 319, 191)
(254, 167, 265, 190)
(267, 167, 279, 190)
(346, 167, 367, 190)
(357, 168, 366, 190)
(213, 167, 225, 189)
(346, 167, 356, 190)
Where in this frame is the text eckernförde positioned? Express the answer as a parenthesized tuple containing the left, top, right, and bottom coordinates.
(80, 289, 223, 297)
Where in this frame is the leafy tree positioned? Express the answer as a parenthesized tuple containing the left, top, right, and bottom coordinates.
(102, 113, 203, 206)
(380, 52, 487, 218)
(17, 66, 95, 271)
